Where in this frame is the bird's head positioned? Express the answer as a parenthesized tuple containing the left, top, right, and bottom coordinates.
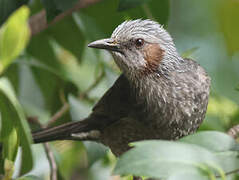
(88, 19, 181, 78)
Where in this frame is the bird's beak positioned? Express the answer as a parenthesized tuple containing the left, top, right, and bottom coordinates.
(88, 38, 121, 53)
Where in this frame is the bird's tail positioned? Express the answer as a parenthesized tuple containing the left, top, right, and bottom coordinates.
(32, 117, 99, 143)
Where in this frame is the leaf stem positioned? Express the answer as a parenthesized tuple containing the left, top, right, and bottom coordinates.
(142, 4, 154, 20)
(29, 0, 103, 36)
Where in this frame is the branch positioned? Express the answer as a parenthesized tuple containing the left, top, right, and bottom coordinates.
(29, 117, 57, 180)
(29, 69, 104, 178)
(79, 70, 105, 100)
(43, 143, 57, 180)
(46, 70, 104, 127)
(215, 168, 239, 179)
(46, 102, 69, 128)
(227, 124, 239, 139)
(28, 0, 105, 126)
(29, 0, 102, 36)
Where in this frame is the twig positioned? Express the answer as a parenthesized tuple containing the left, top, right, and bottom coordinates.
(44, 69, 104, 128)
(46, 70, 105, 127)
(46, 102, 70, 128)
(215, 168, 239, 178)
(224, 168, 239, 177)
(43, 90, 70, 128)
(227, 124, 239, 139)
(29, 0, 102, 36)
(79, 70, 105, 100)
(29, 117, 58, 180)
(26, 1, 104, 179)
(43, 143, 57, 180)
(29, 69, 105, 180)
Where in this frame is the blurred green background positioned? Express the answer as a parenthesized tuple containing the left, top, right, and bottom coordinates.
(0, 0, 239, 179)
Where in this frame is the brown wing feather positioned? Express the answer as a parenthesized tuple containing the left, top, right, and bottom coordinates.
(88, 74, 134, 128)
(33, 74, 133, 143)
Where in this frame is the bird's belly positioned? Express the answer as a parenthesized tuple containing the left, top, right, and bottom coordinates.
(100, 117, 154, 156)
(99, 114, 201, 156)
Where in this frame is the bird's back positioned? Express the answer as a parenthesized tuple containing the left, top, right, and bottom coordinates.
(154, 58, 210, 140)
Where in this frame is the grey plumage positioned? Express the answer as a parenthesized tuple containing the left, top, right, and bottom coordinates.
(110, 19, 181, 77)
(33, 19, 211, 156)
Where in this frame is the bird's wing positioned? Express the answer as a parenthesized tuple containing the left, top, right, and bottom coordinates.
(33, 74, 134, 143)
(88, 74, 134, 128)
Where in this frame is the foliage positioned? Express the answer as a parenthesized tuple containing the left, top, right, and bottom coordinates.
(0, 6, 32, 177)
(0, 0, 238, 179)
(0, 6, 30, 74)
(115, 132, 238, 179)
(118, 0, 152, 11)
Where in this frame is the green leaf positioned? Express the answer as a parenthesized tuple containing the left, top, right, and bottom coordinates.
(114, 140, 223, 179)
(124, 0, 169, 26)
(83, 142, 108, 167)
(0, 6, 30, 74)
(144, 0, 169, 25)
(18, 59, 63, 79)
(46, 16, 86, 61)
(17, 175, 42, 180)
(0, 78, 33, 174)
(168, 171, 209, 180)
(0, 0, 29, 26)
(55, 0, 78, 11)
(235, 84, 239, 91)
(1, 127, 19, 162)
(75, 0, 125, 40)
(118, 0, 152, 11)
(0, 92, 19, 164)
(4, 159, 15, 180)
(27, 32, 68, 110)
(40, 0, 61, 21)
(216, 0, 239, 55)
(181, 47, 199, 59)
(180, 131, 236, 152)
(27, 32, 61, 70)
(76, 0, 169, 40)
(30, 67, 65, 115)
(216, 151, 239, 175)
(3, 64, 19, 93)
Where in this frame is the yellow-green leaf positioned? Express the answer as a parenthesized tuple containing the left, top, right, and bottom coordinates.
(0, 6, 30, 74)
(181, 47, 199, 59)
(216, 0, 239, 55)
(0, 78, 33, 174)
(2, 128, 19, 162)
(3, 159, 15, 180)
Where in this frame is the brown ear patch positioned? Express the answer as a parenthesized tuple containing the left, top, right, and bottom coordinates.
(142, 43, 164, 73)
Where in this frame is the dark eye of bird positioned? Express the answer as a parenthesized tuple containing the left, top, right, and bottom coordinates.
(135, 38, 144, 47)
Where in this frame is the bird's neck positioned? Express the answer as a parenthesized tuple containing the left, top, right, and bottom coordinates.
(124, 53, 185, 110)
(128, 72, 169, 111)
(127, 57, 184, 109)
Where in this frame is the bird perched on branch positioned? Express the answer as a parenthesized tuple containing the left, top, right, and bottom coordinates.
(33, 19, 210, 156)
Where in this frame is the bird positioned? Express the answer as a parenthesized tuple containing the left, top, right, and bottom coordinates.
(33, 19, 211, 156)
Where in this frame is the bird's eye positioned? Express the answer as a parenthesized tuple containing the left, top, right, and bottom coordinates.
(135, 38, 144, 47)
